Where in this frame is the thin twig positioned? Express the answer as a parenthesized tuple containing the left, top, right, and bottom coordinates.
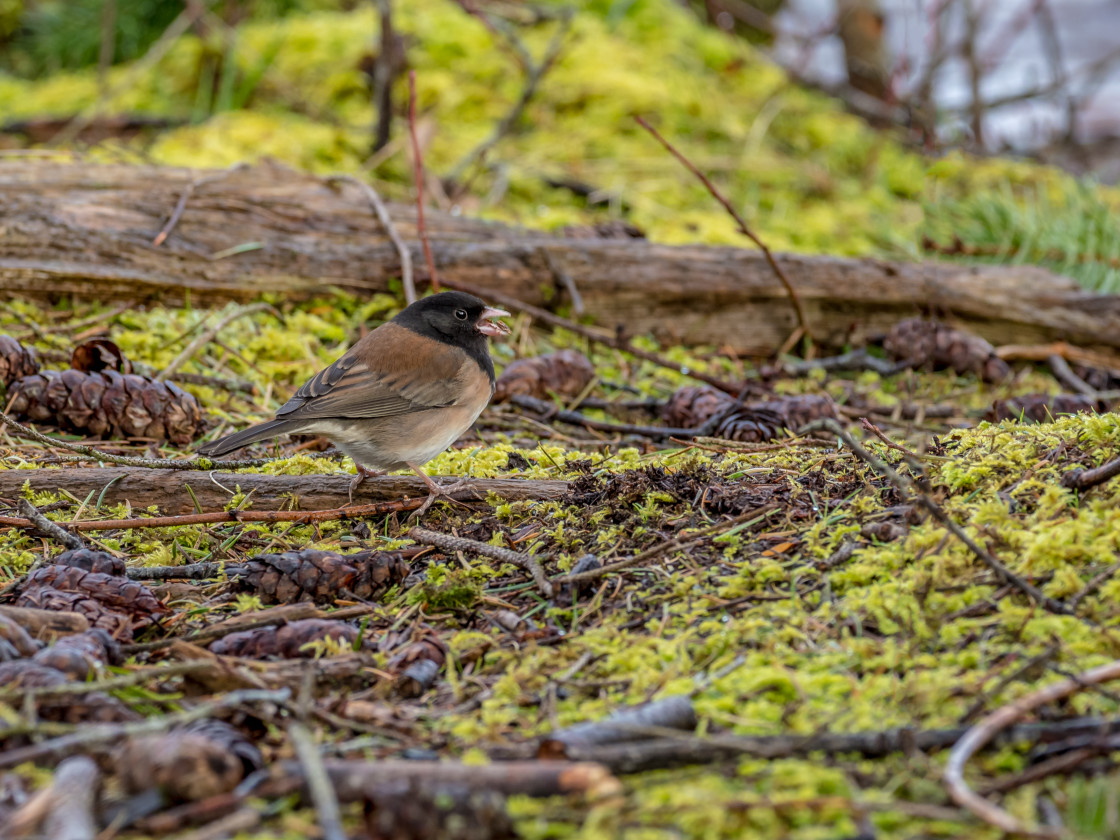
(1047, 354, 1097, 397)
(126, 561, 226, 580)
(371, 0, 396, 154)
(290, 723, 347, 840)
(510, 394, 699, 440)
(152, 164, 247, 247)
(408, 71, 439, 294)
(553, 504, 778, 587)
(0, 411, 268, 470)
(442, 279, 741, 394)
(1067, 560, 1120, 611)
(410, 526, 553, 597)
(17, 498, 85, 550)
(328, 174, 415, 305)
(1061, 454, 1120, 492)
(0, 661, 213, 702)
(156, 301, 276, 382)
(634, 115, 812, 345)
(446, 12, 571, 184)
(945, 659, 1120, 837)
(800, 418, 1071, 615)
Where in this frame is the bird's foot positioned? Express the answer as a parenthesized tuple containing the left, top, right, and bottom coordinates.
(409, 465, 477, 518)
(348, 464, 385, 504)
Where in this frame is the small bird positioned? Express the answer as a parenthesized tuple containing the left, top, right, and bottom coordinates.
(199, 291, 511, 514)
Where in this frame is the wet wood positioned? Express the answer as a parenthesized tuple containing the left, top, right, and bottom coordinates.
(0, 468, 569, 516)
(4, 160, 1120, 354)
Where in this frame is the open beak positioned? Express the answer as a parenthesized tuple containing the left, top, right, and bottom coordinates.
(476, 305, 511, 338)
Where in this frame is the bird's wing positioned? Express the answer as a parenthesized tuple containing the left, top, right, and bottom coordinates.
(275, 323, 471, 421)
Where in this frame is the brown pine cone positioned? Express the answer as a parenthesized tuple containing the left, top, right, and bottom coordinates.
(231, 549, 409, 605)
(16, 587, 142, 642)
(209, 618, 359, 659)
(0, 660, 139, 723)
(493, 350, 596, 403)
(0, 334, 39, 387)
(32, 629, 123, 680)
(661, 385, 734, 428)
(52, 547, 127, 577)
(116, 732, 247, 802)
(883, 318, 1010, 383)
(8, 368, 204, 445)
(987, 393, 1098, 423)
(389, 633, 447, 698)
(20, 565, 167, 627)
(179, 718, 264, 776)
(70, 338, 132, 374)
(0, 613, 42, 660)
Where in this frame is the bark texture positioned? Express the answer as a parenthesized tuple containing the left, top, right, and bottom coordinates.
(4, 161, 1120, 354)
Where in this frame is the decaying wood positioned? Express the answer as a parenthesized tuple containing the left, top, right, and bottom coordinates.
(0, 468, 569, 516)
(0, 604, 90, 639)
(5, 161, 1120, 354)
(3, 755, 99, 840)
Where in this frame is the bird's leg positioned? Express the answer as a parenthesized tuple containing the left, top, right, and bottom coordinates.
(408, 463, 477, 517)
(348, 464, 385, 504)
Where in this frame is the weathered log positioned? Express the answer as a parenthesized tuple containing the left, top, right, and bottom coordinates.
(0, 468, 568, 516)
(4, 160, 1120, 354)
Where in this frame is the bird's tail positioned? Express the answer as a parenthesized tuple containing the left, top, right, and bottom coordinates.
(198, 419, 300, 457)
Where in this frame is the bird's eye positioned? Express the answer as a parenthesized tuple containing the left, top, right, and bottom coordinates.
(454, 309, 468, 320)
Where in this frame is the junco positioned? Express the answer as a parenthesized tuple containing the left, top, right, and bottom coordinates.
(199, 291, 511, 513)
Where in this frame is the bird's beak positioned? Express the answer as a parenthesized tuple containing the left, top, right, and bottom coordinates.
(477, 306, 511, 337)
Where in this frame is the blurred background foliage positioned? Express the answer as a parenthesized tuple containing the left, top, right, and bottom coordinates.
(0, 0, 1118, 292)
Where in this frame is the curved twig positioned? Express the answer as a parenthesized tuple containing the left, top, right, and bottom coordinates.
(944, 659, 1120, 836)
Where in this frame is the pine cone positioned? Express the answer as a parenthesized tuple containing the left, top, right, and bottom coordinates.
(8, 368, 204, 445)
(32, 629, 123, 680)
(390, 634, 447, 699)
(987, 393, 1098, 423)
(493, 350, 596, 403)
(231, 549, 409, 605)
(209, 618, 359, 659)
(0, 661, 139, 723)
(662, 385, 734, 428)
(364, 787, 517, 840)
(15, 587, 141, 642)
(179, 718, 264, 776)
(883, 318, 1010, 383)
(52, 547, 127, 577)
(116, 732, 246, 802)
(0, 613, 42, 659)
(70, 338, 132, 374)
(0, 334, 39, 387)
(20, 565, 167, 627)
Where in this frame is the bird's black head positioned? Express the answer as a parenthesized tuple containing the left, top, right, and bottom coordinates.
(392, 291, 511, 379)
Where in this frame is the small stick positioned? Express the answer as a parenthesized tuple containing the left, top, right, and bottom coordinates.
(0, 661, 213, 702)
(410, 525, 553, 598)
(0, 411, 269, 471)
(801, 418, 1071, 615)
(408, 71, 439, 294)
(634, 115, 812, 345)
(553, 504, 778, 587)
(328, 174, 415, 305)
(442, 280, 741, 395)
(5, 755, 99, 840)
(17, 498, 85, 550)
(153, 161, 248, 246)
(290, 723, 347, 840)
(156, 301, 276, 382)
(944, 658, 1120, 837)
(511, 393, 698, 439)
(1047, 353, 1097, 397)
(1062, 453, 1120, 492)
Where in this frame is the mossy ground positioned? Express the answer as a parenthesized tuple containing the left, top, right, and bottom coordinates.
(2, 297, 1120, 838)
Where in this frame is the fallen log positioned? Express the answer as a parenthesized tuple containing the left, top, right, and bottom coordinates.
(5, 161, 1120, 354)
(0, 468, 569, 516)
